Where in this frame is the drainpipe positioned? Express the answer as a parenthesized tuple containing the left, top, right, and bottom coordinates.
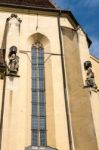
(57, 12, 73, 150)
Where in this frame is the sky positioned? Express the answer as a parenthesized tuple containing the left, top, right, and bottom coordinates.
(54, 0, 99, 58)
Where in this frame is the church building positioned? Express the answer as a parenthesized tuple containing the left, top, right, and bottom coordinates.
(0, 1, 99, 150)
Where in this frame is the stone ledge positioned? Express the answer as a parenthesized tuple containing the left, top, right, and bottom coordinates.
(25, 146, 57, 150)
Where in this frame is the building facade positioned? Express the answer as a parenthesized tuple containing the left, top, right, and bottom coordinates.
(0, 1, 99, 150)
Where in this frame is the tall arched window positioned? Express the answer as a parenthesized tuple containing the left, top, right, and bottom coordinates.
(31, 42, 46, 146)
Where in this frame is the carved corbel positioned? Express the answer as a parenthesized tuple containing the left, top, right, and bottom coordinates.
(6, 14, 22, 32)
(7, 14, 22, 23)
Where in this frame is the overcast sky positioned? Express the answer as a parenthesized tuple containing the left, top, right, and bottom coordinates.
(54, 0, 99, 58)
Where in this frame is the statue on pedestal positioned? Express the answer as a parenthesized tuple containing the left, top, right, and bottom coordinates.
(84, 61, 98, 92)
(8, 46, 19, 76)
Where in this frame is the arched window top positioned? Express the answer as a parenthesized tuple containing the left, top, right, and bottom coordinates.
(32, 42, 43, 49)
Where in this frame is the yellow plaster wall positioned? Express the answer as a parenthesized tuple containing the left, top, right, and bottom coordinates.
(0, 9, 70, 150)
(60, 17, 74, 29)
(89, 56, 99, 149)
(77, 28, 99, 149)
(77, 26, 99, 149)
(0, 6, 99, 150)
(90, 56, 99, 87)
(77, 28, 90, 85)
(62, 28, 98, 150)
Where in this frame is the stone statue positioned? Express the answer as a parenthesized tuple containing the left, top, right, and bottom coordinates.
(8, 46, 19, 75)
(84, 61, 98, 92)
(86, 67, 97, 89)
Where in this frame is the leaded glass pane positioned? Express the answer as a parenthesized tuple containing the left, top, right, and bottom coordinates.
(40, 131, 46, 146)
(32, 92, 37, 103)
(38, 48, 44, 64)
(38, 57, 44, 64)
(39, 92, 45, 103)
(32, 117, 38, 129)
(32, 78, 37, 90)
(40, 117, 46, 130)
(40, 105, 45, 116)
(32, 130, 38, 146)
(39, 69, 44, 79)
(32, 58, 37, 64)
(39, 80, 44, 90)
(32, 104, 37, 116)
(32, 65, 37, 70)
(32, 69, 38, 78)
(32, 48, 37, 56)
(38, 48, 44, 58)
(39, 65, 44, 69)
(32, 48, 37, 65)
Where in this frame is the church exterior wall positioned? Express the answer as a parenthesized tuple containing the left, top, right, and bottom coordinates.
(62, 28, 98, 150)
(0, 6, 99, 150)
(0, 8, 71, 150)
(89, 56, 99, 149)
(60, 18, 74, 29)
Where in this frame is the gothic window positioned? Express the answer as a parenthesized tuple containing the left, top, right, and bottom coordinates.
(31, 43, 46, 147)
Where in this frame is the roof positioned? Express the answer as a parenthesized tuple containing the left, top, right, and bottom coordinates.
(90, 55, 99, 63)
(0, 0, 56, 9)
